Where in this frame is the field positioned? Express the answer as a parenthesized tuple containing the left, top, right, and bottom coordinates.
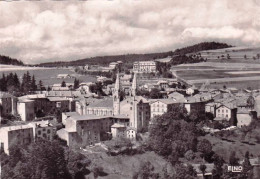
(0, 65, 96, 87)
(200, 134, 260, 162)
(81, 149, 172, 179)
(171, 47, 260, 89)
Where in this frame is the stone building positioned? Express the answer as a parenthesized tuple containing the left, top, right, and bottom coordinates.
(0, 125, 33, 155)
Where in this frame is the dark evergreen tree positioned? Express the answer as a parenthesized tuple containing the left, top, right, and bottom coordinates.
(31, 75, 37, 91)
(61, 80, 66, 87)
(73, 78, 80, 89)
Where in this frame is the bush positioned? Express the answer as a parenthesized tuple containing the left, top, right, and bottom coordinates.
(184, 150, 195, 161)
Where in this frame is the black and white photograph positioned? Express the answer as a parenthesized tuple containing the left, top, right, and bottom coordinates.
(0, 0, 260, 178)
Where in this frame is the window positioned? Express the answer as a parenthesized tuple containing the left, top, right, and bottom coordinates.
(47, 129, 50, 134)
(56, 102, 61, 108)
(38, 131, 41, 135)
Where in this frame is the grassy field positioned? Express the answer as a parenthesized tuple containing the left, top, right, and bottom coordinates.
(200, 134, 260, 162)
(82, 149, 173, 179)
(172, 56, 260, 89)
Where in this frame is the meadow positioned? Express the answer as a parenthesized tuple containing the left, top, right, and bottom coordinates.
(172, 47, 260, 89)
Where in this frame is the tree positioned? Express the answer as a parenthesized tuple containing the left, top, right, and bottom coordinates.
(227, 54, 231, 59)
(61, 80, 66, 87)
(197, 139, 212, 160)
(92, 166, 107, 179)
(229, 151, 239, 165)
(212, 154, 224, 179)
(135, 161, 158, 179)
(247, 96, 255, 109)
(175, 164, 197, 179)
(38, 80, 44, 91)
(2, 140, 73, 179)
(148, 105, 199, 163)
(242, 151, 253, 176)
(74, 78, 80, 89)
(199, 164, 207, 178)
(31, 75, 37, 91)
(150, 88, 162, 99)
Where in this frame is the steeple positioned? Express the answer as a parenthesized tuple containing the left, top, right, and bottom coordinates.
(131, 72, 137, 96)
(115, 73, 121, 91)
(113, 72, 121, 115)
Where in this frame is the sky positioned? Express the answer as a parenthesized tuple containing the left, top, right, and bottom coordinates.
(0, 0, 260, 64)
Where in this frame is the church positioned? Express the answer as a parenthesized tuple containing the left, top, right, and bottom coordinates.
(60, 72, 151, 147)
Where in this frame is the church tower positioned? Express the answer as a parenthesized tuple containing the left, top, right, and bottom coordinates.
(131, 72, 137, 96)
(113, 73, 121, 115)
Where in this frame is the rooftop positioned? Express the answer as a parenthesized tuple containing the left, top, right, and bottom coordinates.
(0, 124, 32, 132)
(47, 97, 69, 102)
(69, 114, 129, 121)
(111, 123, 126, 128)
(0, 92, 13, 98)
(87, 97, 113, 108)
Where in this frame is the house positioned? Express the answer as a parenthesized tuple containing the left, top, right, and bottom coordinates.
(57, 74, 72, 79)
(62, 111, 80, 125)
(0, 92, 17, 117)
(157, 80, 169, 90)
(126, 127, 137, 140)
(150, 99, 179, 118)
(109, 62, 119, 69)
(111, 123, 127, 139)
(133, 61, 157, 73)
(184, 97, 206, 114)
(57, 114, 129, 147)
(236, 109, 257, 127)
(78, 82, 95, 93)
(0, 125, 33, 155)
(120, 74, 132, 85)
(168, 92, 186, 102)
(28, 120, 55, 141)
(186, 86, 198, 95)
(19, 95, 73, 121)
(215, 103, 237, 125)
(205, 102, 216, 116)
(17, 99, 35, 121)
(97, 76, 112, 83)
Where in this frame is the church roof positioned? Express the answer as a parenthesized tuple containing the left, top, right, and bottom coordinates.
(87, 97, 113, 108)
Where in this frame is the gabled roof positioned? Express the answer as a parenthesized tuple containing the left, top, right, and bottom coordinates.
(150, 99, 177, 105)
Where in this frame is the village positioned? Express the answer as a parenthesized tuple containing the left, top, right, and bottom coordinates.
(1, 58, 260, 178)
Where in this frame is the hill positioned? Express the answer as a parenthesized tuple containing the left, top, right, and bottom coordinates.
(37, 41, 232, 67)
(38, 52, 174, 67)
(174, 42, 233, 55)
(0, 55, 24, 66)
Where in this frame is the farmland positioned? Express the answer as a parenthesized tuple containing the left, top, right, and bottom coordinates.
(171, 47, 260, 89)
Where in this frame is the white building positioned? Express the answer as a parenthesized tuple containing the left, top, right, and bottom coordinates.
(17, 99, 35, 121)
(111, 123, 126, 138)
(0, 125, 33, 155)
(150, 99, 177, 118)
(133, 61, 157, 73)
